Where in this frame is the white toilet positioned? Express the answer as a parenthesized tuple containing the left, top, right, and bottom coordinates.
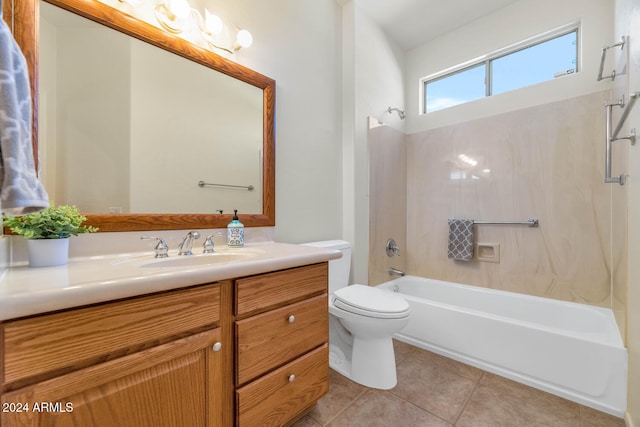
(303, 240, 410, 389)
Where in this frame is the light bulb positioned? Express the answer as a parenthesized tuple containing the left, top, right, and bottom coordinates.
(119, 0, 142, 6)
(236, 29, 253, 48)
(168, 0, 191, 20)
(205, 10, 223, 35)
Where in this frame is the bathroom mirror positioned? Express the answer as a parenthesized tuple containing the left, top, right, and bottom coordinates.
(4, 0, 275, 231)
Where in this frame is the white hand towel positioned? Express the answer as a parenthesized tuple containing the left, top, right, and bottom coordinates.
(0, 13, 49, 215)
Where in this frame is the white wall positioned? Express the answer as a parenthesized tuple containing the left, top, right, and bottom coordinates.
(405, 0, 614, 133)
(616, 0, 640, 423)
(341, 1, 406, 284)
(210, 0, 345, 244)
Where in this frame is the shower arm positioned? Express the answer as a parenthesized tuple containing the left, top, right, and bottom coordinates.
(387, 107, 406, 120)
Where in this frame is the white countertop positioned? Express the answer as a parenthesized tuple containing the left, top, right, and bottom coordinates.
(0, 242, 341, 321)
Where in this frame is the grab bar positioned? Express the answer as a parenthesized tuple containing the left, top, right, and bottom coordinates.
(612, 92, 638, 141)
(473, 219, 539, 228)
(605, 99, 625, 185)
(604, 93, 638, 185)
(198, 181, 255, 191)
(597, 37, 625, 82)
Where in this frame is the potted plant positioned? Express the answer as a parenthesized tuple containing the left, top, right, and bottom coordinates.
(3, 205, 98, 267)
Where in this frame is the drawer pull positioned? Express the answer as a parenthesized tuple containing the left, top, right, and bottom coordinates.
(288, 315, 295, 323)
(212, 342, 222, 352)
(288, 374, 296, 383)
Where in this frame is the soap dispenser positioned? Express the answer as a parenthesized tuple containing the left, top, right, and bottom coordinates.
(227, 210, 244, 247)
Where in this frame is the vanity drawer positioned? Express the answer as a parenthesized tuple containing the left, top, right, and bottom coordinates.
(2, 283, 220, 386)
(235, 263, 328, 317)
(236, 344, 329, 427)
(236, 294, 328, 385)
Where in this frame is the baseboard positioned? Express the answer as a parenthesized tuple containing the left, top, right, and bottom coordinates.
(626, 412, 635, 427)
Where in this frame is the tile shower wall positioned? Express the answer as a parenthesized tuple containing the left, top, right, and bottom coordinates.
(405, 90, 625, 310)
(368, 118, 407, 285)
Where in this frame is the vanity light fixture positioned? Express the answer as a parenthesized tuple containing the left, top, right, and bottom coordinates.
(149, 0, 253, 53)
(154, 0, 193, 34)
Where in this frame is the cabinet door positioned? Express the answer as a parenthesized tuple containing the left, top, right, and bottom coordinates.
(3, 283, 221, 387)
(1, 329, 224, 427)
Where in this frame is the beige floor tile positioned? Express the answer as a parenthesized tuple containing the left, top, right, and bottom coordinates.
(295, 344, 623, 427)
(456, 373, 580, 427)
(408, 346, 484, 382)
(393, 339, 417, 366)
(390, 353, 476, 422)
(579, 405, 626, 427)
(289, 415, 322, 427)
(327, 389, 452, 427)
(305, 370, 368, 425)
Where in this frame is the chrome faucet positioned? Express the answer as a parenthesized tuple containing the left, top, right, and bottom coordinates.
(140, 236, 169, 258)
(203, 233, 223, 253)
(389, 267, 405, 277)
(178, 231, 201, 255)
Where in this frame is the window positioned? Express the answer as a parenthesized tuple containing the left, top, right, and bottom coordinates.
(423, 26, 578, 114)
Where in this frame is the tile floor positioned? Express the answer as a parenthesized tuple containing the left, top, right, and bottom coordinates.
(293, 340, 626, 427)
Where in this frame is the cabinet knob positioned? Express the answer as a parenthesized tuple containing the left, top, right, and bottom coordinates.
(212, 342, 222, 352)
(288, 374, 296, 383)
(288, 315, 295, 323)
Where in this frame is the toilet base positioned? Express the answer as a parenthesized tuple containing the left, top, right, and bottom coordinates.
(329, 317, 399, 390)
(350, 336, 397, 389)
(328, 296, 409, 390)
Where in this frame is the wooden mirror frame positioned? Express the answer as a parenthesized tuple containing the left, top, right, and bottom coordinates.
(3, 0, 275, 232)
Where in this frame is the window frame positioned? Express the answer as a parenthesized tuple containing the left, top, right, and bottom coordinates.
(420, 22, 580, 114)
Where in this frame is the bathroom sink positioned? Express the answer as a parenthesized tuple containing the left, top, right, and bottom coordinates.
(139, 251, 257, 268)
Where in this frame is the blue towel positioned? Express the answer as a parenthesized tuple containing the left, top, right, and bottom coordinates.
(448, 219, 474, 261)
(0, 13, 49, 215)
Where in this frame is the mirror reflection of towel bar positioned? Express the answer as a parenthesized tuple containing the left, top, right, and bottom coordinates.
(198, 181, 255, 191)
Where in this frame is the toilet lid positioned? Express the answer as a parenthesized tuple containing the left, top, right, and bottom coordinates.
(333, 284, 410, 319)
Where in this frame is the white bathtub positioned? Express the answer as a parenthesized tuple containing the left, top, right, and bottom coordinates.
(376, 276, 627, 417)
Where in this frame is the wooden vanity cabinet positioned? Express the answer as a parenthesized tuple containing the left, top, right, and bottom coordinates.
(0, 262, 330, 427)
(234, 263, 330, 427)
(1, 282, 232, 427)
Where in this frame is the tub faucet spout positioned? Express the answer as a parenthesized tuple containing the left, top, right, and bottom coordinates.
(389, 267, 405, 277)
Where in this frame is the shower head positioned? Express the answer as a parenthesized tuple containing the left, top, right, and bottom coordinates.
(387, 107, 406, 120)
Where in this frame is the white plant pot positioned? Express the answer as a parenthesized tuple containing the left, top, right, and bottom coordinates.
(27, 238, 70, 267)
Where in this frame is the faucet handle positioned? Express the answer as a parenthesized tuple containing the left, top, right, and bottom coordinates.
(386, 238, 401, 257)
(203, 232, 223, 253)
(141, 236, 169, 258)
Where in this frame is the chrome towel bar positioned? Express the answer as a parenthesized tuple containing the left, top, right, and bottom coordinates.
(198, 181, 255, 191)
(473, 219, 539, 228)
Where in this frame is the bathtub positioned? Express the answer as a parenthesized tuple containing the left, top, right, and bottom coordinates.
(376, 276, 627, 417)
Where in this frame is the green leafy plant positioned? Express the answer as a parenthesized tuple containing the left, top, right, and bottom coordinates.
(3, 205, 98, 239)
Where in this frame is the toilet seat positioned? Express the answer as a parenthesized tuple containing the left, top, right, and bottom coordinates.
(333, 284, 410, 319)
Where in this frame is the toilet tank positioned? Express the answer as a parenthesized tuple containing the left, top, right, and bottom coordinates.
(302, 240, 351, 294)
